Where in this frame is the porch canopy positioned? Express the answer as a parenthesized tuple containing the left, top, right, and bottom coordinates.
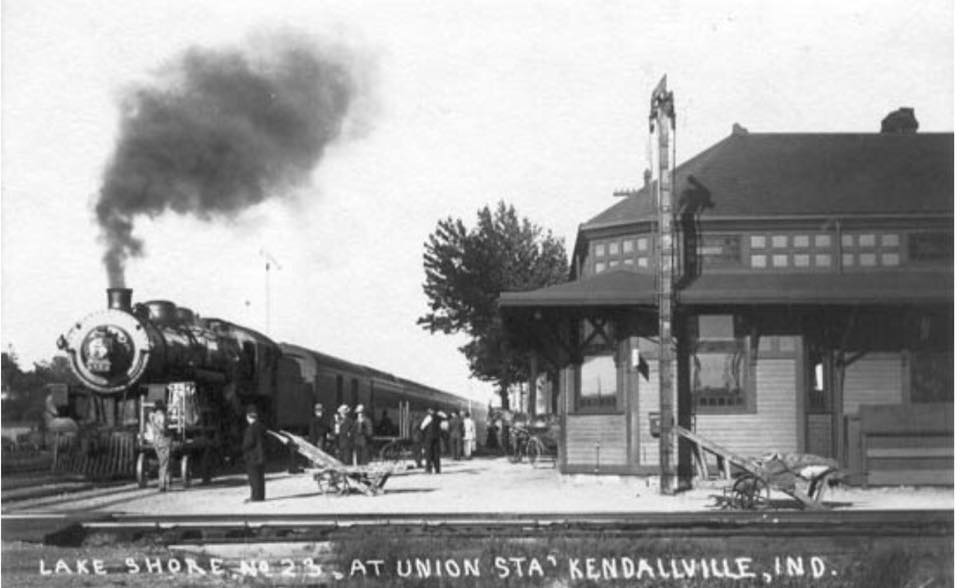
(498, 269, 953, 308)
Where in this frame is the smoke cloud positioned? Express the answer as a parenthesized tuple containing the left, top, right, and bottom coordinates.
(97, 35, 365, 286)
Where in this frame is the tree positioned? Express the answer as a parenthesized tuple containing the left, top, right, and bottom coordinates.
(1, 350, 78, 422)
(419, 201, 568, 407)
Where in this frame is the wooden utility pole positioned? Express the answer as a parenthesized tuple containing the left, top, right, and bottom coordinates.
(649, 76, 677, 494)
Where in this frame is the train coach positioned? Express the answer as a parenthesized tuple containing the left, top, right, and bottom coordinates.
(55, 288, 479, 485)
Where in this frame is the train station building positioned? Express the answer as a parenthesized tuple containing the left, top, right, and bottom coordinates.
(500, 111, 953, 486)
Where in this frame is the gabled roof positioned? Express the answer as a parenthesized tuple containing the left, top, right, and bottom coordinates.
(584, 132, 953, 230)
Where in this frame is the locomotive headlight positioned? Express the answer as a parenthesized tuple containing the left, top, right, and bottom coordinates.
(81, 327, 134, 375)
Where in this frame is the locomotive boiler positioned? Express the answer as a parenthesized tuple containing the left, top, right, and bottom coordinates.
(58, 288, 276, 400)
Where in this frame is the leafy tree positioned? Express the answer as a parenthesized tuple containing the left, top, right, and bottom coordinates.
(1, 350, 77, 422)
(419, 201, 568, 407)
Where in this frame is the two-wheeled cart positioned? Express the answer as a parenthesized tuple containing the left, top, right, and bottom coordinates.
(675, 426, 840, 510)
(271, 431, 394, 496)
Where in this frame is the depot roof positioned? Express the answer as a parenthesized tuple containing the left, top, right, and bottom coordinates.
(583, 132, 954, 230)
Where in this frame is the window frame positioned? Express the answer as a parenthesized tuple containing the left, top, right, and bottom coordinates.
(689, 314, 757, 415)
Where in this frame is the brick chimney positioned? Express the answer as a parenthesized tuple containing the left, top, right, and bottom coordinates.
(881, 108, 918, 134)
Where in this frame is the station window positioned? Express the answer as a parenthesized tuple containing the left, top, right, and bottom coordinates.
(637, 237, 649, 252)
(575, 318, 619, 413)
(690, 315, 755, 414)
(608, 241, 620, 256)
(576, 354, 618, 411)
(623, 239, 634, 254)
(594, 243, 605, 258)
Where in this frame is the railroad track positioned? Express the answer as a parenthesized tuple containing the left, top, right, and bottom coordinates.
(3, 509, 952, 546)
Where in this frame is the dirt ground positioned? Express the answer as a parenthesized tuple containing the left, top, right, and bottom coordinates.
(7, 455, 953, 516)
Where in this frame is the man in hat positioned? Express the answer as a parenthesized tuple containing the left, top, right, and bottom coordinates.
(421, 407, 442, 474)
(353, 405, 373, 465)
(309, 403, 331, 451)
(335, 404, 354, 465)
(242, 404, 266, 502)
(147, 400, 171, 492)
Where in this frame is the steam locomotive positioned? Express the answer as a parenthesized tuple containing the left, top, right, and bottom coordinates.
(56, 288, 479, 485)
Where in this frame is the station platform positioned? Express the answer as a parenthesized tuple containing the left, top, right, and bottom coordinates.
(8, 455, 952, 516)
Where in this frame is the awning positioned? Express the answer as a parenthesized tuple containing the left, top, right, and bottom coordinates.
(499, 269, 952, 308)
(499, 270, 657, 307)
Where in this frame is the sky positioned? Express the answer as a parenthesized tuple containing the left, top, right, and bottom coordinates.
(1, 0, 953, 404)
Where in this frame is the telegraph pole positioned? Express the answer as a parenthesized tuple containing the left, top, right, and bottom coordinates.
(259, 248, 282, 335)
(649, 76, 677, 495)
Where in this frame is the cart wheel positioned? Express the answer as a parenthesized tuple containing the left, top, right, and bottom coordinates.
(731, 474, 768, 510)
(136, 452, 148, 488)
(526, 438, 542, 465)
(380, 441, 404, 465)
(180, 454, 191, 489)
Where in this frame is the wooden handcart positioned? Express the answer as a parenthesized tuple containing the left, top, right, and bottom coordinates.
(675, 426, 841, 511)
(270, 431, 394, 496)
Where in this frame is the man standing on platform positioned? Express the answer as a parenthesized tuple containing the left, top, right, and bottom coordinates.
(242, 405, 266, 503)
(421, 407, 442, 474)
(354, 405, 373, 465)
(335, 404, 355, 465)
(309, 403, 331, 451)
(410, 412, 424, 468)
(462, 410, 476, 459)
(449, 410, 463, 460)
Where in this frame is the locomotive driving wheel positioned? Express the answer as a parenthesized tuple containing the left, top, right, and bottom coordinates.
(731, 473, 769, 510)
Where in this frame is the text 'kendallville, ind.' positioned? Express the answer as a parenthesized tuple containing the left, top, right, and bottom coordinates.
(38, 554, 839, 583)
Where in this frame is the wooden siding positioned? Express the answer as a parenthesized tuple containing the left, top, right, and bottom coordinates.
(565, 414, 628, 466)
(843, 354, 903, 415)
(636, 356, 798, 465)
(696, 358, 799, 458)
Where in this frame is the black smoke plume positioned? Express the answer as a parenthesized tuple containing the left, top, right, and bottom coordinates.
(97, 36, 360, 286)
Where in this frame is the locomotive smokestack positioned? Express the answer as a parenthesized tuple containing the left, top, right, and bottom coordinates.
(107, 288, 133, 312)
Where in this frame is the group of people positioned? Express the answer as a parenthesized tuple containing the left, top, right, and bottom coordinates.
(410, 408, 476, 474)
(145, 399, 480, 503)
(307, 402, 375, 466)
